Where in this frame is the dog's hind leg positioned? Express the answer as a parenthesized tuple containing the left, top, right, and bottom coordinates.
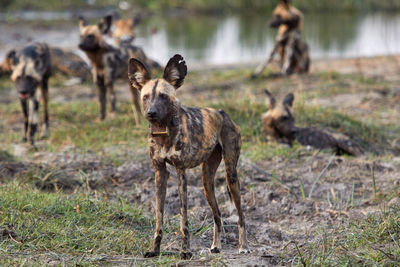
(144, 161, 169, 258)
(96, 76, 107, 120)
(129, 82, 141, 126)
(106, 83, 117, 113)
(220, 116, 250, 254)
(40, 75, 50, 138)
(202, 144, 223, 253)
(177, 169, 192, 259)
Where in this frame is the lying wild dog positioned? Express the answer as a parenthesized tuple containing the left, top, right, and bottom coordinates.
(78, 15, 161, 123)
(1, 47, 90, 82)
(262, 90, 363, 156)
(8, 43, 51, 146)
(254, 0, 310, 76)
(48, 47, 91, 82)
(128, 55, 250, 259)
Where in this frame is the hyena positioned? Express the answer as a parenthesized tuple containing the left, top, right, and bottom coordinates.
(262, 90, 363, 156)
(128, 55, 250, 259)
(1, 47, 90, 82)
(269, 0, 310, 74)
(8, 43, 51, 146)
(78, 15, 160, 123)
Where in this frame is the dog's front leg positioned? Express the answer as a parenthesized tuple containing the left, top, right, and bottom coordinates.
(28, 96, 39, 146)
(177, 169, 192, 260)
(20, 98, 28, 143)
(144, 161, 169, 258)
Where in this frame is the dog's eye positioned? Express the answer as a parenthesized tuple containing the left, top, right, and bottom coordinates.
(143, 94, 149, 101)
(159, 93, 168, 100)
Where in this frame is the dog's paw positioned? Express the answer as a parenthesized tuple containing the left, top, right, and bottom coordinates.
(21, 137, 28, 143)
(239, 247, 251, 254)
(210, 247, 220, 253)
(179, 251, 193, 260)
(144, 251, 159, 258)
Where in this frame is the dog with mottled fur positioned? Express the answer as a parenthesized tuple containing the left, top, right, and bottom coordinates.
(78, 15, 160, 123)
(1, 47, 90, 82)
(262, 90, 363, 156)
(128, 54, 250, 259)
(8, 42, 51, 146)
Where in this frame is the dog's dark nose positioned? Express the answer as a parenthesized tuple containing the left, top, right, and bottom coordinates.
(146, 107, 158, 119)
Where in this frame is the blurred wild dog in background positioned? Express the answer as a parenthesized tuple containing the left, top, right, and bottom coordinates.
(111, 14, 142, 45)
(253, 0, 310, 76)
(8, 42, 51, 146)
(262, 90, 363, 156)
(1, 47, 90, 82)
(128, 55, 250, 259)
(78, 15, 160, 123)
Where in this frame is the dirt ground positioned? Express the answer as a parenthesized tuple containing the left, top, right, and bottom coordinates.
(1, 55, 400, 266)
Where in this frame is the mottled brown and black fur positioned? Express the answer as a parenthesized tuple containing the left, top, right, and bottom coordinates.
(8, 42, 51, 145)
(78, 15, 160, 122)
(262, 90, 363, 156)
(2, 47, 90, 82)
(128, 55, 250, 259)
(269, 0, 310, 74)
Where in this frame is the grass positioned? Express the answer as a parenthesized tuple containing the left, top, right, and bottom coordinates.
(0, 181, 154, 265)
(291, 207, 400, 266)
(1, 63, 400, 265)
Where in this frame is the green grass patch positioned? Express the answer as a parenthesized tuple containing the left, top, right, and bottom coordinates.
(0, 182, 153, 265)
(292, 207, 400, 265)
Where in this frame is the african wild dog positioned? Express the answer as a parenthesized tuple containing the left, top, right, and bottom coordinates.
(78, 15, 160, 123)
(262, 90, 363, 156)
(270, 0, 310, 75)
(128, 55, 250, 259)
(8, 43, 51, 146)
(1, 47, 90, 82)
(111, 14, 141, 45)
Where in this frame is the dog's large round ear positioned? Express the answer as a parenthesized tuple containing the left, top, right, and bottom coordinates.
(6, 50, 18, 66)
(98, 15, 112, 34)
(128, 58, 151, 91)
(163, 54, 187, 89)
(264, 89, 276, 109)
(78, 16, 88, 30)
(283, 93, 294, 108)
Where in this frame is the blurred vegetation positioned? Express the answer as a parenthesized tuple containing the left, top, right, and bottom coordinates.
(1, 0, 400, 12)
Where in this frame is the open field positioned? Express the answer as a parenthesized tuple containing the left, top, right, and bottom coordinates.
(1, 55, 400, 266)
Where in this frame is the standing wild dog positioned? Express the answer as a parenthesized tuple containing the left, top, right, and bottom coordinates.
(8, 43, 51, 145)
(262, 90, 363, 156)
(128, 55, 250, 259)
(270, 0, 310, 74)
(78, 15, 160, 123)
(1, 47, 90, 82)
(254, 0, 309, 76)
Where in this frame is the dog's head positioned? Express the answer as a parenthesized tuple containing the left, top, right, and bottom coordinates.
(262, 90, 296, 144)
(112, 15, 141, 44)
(10, 45, 48, 100)
(128, 54, 187, 124)
(78, 15, 112, 52)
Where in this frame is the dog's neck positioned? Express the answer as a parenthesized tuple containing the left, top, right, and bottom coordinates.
(148, 111, 181, 147)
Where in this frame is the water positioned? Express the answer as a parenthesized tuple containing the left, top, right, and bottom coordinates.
(0, 11, 399, 67)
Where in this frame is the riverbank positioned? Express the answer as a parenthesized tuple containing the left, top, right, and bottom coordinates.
(1, 0, 400, 13)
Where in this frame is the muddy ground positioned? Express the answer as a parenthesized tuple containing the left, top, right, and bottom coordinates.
(1, 55, 400, 266)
